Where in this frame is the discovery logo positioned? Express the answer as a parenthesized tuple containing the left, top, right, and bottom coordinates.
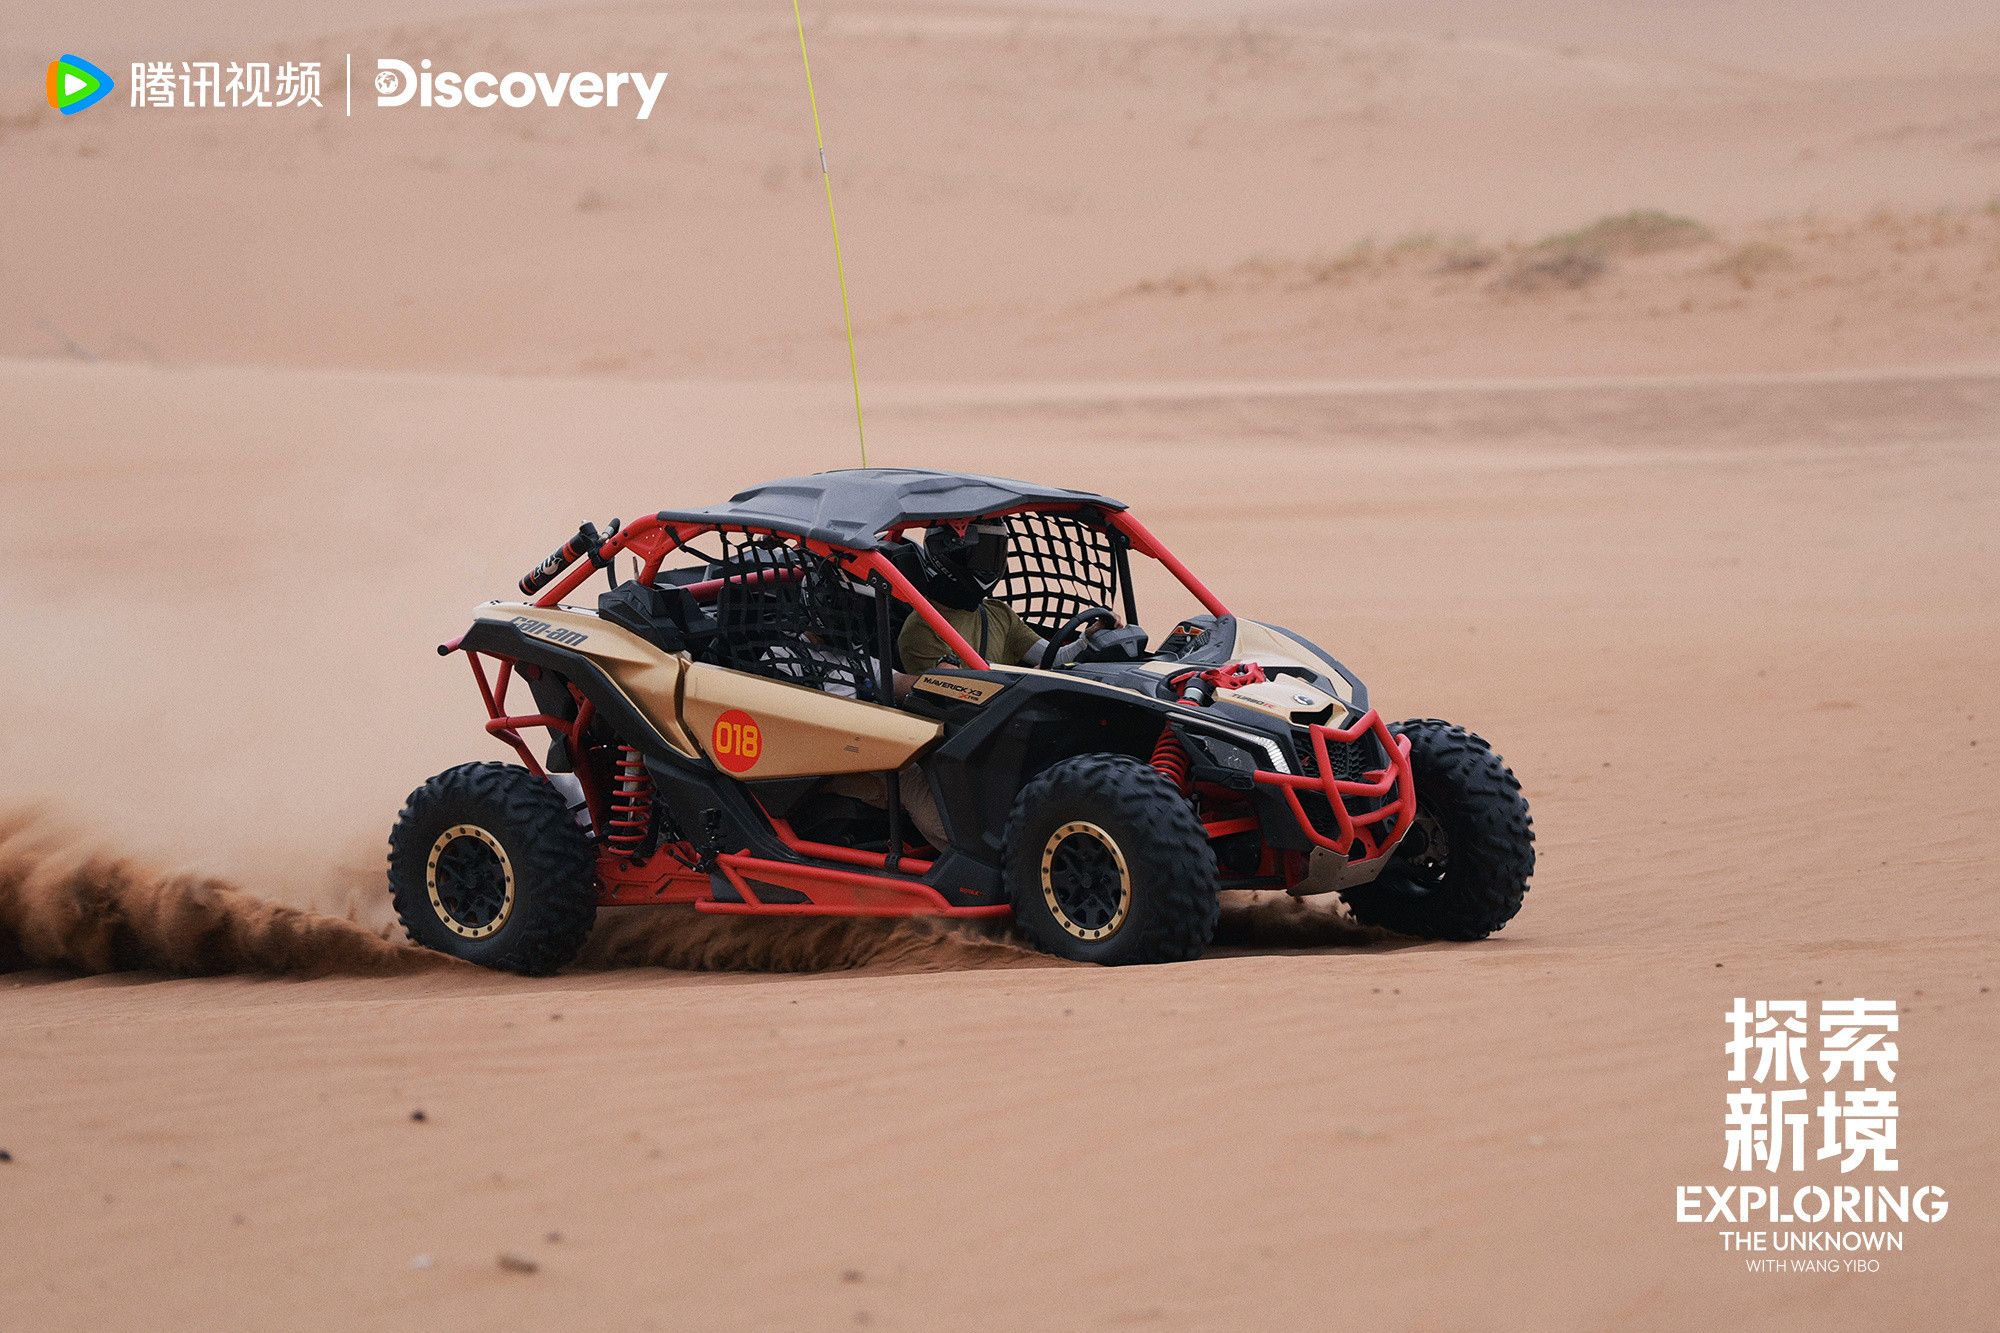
(46, 54, 113, 115)
(374, 59, 667, 121)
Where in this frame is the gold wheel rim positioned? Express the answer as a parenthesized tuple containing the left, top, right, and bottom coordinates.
(1040, 820, 1132, 942)
(426, 824, 515, 940)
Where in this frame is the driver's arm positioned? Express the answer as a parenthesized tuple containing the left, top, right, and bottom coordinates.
(1028, 635, 1086, 668)
(897, 614, 949, 676)
(1006, 602, 1114, 668)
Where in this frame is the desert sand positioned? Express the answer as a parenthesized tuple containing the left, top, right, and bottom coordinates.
(1, 0, 1996, 1327)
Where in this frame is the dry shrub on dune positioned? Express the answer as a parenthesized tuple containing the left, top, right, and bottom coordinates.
(1493, 209, 1712, 293)
(1491, 248, 1608, 293)
(1709, 240, 1793, 287)
(1432, 240, 1501, 274)
(1539, 210, 1713, 258)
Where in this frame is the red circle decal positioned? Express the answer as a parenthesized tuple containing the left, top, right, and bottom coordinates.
(711, 709, 763, 774)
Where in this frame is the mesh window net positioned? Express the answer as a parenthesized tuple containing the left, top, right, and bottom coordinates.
(988, 512, 1122, 638)
(696, 531, 881, 698)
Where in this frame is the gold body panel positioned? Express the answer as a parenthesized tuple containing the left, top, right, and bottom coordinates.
(1133, 620, 1354, 703)
(479, 602, 940, 776)
(1224, 620, 1348, 683)
(474, 602, 697, 755)
(1213, 677, 1346, 725)
(679, 662, 943, 780)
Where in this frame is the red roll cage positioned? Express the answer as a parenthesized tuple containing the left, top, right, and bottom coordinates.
(444, 501, 1411, 915)
(441, 503, 1241, 915)
(517, 502, 1228, 671)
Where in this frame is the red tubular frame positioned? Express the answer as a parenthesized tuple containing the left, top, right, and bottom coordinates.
(467, 653, 563, 777)
(1253, 708, 1415, 861)
(597, 853, 708, 905)
(764, 813, 936, 875)
(702, 855, 1010, 918)
(1108, 510, 1229, 618)
(527, 514, 685, 609)
(847, 547, 989, 669)
(682, 565, 798, 600)
(517, 506, 1223, 665)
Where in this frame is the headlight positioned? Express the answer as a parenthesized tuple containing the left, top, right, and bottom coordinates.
(1252, 737, 1290, 774)
(1175, 721, 1290, 782)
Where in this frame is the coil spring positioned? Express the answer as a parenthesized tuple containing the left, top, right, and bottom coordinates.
(1151, 726, 1191, 794)
(606, 745, 654, 856)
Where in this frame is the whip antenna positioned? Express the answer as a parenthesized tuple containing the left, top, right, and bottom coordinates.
(789, 1, 868, 466)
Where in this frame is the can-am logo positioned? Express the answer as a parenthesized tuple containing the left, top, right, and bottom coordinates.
(374, 59, 666, 120)
(509, 615, 589, 648)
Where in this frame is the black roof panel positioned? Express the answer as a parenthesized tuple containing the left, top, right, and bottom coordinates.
(654, 467, 1125, 548)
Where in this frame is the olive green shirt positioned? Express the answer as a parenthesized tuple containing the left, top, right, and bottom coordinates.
(898, 599, 1041, 674)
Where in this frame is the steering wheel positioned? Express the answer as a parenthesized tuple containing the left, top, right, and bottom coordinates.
(1038, 605, 1146, 670)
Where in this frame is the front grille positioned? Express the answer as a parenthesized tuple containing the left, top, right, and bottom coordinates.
(1295, 729, 1383, 783)
(1292, 728, 1396, 854)
(1265, 708, 1410, 861)
(1296, 791, 1347, 842)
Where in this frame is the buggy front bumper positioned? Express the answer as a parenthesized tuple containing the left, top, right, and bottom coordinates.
(1252, 708, 1415, 872)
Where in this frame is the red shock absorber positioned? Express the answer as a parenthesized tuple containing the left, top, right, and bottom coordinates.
(606, 745, 654, 856)
(1154, 660, 1268, 794)
(1151, 724, 1192, 794)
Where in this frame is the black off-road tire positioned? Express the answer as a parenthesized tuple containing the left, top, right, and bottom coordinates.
(1340, 719, 1534, 940)
(1003, 753, 1220, 964)
(388, 762, 596, 975)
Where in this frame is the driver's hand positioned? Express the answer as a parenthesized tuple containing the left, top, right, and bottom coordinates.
(1081, 612, 1123, 649)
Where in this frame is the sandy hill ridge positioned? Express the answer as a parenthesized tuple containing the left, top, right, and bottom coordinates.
(3, 0, 1997, 379)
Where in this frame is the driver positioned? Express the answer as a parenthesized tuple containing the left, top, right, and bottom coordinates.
(897, 522, 1116, 674)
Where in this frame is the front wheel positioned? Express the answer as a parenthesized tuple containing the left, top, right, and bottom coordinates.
(388, 762, 597, 974)
(1339, 719, 1535, 940)
(1003, 754, 1219, 964)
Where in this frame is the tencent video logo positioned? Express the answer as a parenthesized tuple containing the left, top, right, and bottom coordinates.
(46, 54, 113, 115)
(43, 52, 666, 121)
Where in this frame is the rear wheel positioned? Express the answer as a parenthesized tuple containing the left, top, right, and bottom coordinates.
(388, 762, 596, 974)
(1340, 719, 1534, 940)
(1003, 754, 1219, 964)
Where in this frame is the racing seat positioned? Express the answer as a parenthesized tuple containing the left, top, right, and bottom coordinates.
(597, 576, 719, 658)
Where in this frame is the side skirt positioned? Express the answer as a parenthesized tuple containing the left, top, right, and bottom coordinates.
(594, 837, 1011, 919)
(702, 853, 1012, 918)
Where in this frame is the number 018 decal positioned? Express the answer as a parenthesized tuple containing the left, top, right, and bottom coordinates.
(711, 709, 763, 774)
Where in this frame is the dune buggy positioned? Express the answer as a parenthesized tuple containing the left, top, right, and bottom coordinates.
(389, 468, 1533, 970)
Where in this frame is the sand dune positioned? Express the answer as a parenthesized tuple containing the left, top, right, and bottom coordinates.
(2, 0, 1996, 1325)
(4, 357, 1995, 1327)
(4, 1, 1997, 380)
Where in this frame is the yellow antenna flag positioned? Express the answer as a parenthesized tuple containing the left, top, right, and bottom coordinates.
(790, 1, 868, 467)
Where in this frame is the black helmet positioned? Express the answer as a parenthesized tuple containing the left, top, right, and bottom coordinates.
(919, 522, 1009, 610)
